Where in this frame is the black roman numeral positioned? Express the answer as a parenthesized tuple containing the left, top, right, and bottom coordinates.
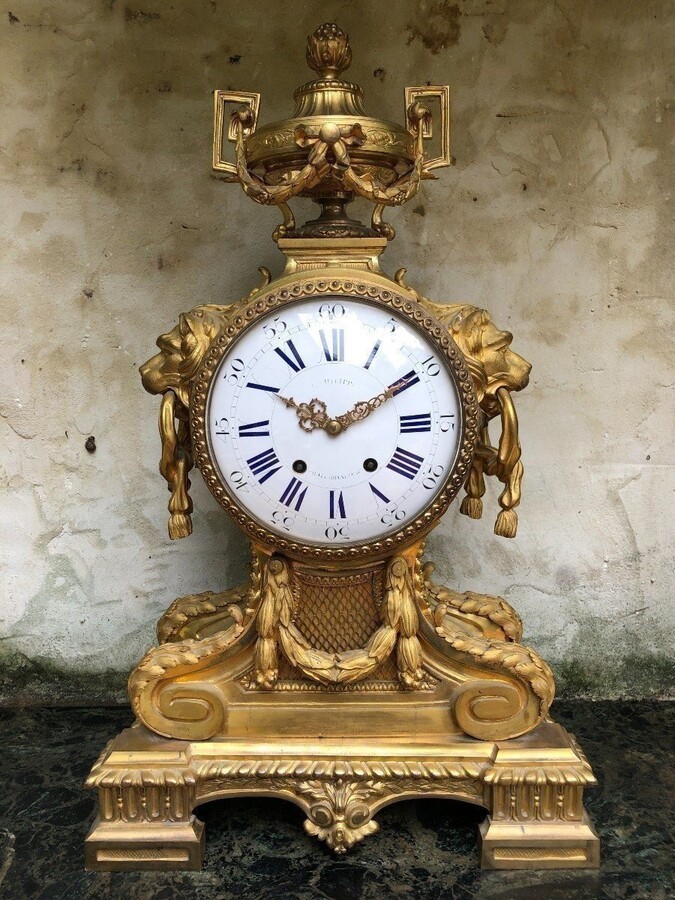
(246, 382, 280, 393)
(387, 447, 424, 480)
(279, 477, 308, 511)
(329, 490, 347, 518)
(246, 447, 281, 483)
(274, 339, 305, 372)
(363, 340, 381, 370)
(369, 483, 390, 504)
(238, 420, 270, 438)
(400, 413, 432, 433)
(388, 369, 420, 396)
(320, 329, 344, 362)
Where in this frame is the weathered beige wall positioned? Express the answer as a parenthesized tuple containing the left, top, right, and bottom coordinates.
(1, 0, 672, 703)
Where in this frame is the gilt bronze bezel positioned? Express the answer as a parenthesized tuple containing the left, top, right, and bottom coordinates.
(190, 276, 479, 563)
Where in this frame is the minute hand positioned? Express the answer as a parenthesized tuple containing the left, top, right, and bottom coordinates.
(334, 376, 414, 433)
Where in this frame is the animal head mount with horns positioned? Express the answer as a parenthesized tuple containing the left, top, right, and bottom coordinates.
(140, 290, 531, 540)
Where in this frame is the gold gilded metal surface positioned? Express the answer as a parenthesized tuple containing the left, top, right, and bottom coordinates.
(123, 538, 554, 743)
(212, 90, 260, 179)
(85, 23, 599, 872)
(102, 235, 601, 868)
(85, 717, 599, 867)
(249, 555, 422, 690)
(212, 24, 450, 240)
(396, 271, 531, 537)
(404, 85, 451, 170)
(139, 246, 531, 545)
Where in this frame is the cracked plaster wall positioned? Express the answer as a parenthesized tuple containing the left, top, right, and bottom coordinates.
(1, 0, 673, 704)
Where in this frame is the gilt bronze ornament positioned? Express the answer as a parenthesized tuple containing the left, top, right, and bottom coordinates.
(85, 24, 600, 871)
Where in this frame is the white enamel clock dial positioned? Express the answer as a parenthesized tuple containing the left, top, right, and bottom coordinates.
(205, 296, 462, 547)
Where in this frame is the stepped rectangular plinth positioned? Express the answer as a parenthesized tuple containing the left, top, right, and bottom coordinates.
(85, 716, 600, 870)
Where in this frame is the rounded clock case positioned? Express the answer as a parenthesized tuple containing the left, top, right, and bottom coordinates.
(191, 281, 478, 560)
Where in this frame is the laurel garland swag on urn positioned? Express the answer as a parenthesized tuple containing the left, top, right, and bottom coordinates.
(84, 23, 600, 871)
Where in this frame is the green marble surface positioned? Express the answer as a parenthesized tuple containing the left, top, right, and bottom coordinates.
(0, 702, 672, 899)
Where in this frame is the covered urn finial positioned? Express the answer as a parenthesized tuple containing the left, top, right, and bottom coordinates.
(213, 22, 451, 241)
(306, 23, 352, 81)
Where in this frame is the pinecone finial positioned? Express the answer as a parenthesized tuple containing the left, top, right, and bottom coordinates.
(306, 23, 352, 81)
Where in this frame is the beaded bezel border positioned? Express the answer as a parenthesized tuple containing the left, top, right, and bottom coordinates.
(190, 277, 478, 563)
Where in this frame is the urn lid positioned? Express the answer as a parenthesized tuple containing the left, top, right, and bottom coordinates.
(295, 22, 363, 116)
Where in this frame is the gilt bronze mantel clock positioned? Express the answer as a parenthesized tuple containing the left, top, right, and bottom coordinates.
(85, 24, 600, 871)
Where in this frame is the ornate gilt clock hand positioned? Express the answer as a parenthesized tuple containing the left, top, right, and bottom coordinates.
(276, 392, 300, 412)
(332, 375, 415, 434)
(276, 374, 414, 437)
(276, 393, 331, 433)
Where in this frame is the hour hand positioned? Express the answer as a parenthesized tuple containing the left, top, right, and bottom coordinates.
(277, 394, 330, 433)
